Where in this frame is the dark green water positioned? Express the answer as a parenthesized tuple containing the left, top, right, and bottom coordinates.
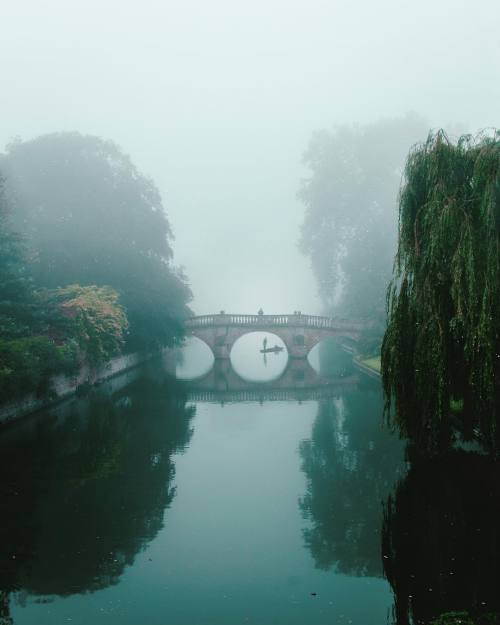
(1, 340, 498, 625)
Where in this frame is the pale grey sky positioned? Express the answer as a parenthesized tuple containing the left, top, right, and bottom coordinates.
(1, 0, 499, 313)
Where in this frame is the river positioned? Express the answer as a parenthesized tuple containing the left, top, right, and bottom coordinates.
(0, 335, 498, 625)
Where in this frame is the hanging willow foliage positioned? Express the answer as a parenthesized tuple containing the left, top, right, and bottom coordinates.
(381, 130, 500, 456)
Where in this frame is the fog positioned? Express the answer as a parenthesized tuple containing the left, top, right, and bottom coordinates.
(1, 0, 499, 314)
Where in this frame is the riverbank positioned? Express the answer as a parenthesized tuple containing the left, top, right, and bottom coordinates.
(0, 349, 175, 427)
(353, 355, 381, 378)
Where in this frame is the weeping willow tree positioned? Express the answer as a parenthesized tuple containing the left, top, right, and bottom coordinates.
(382, 130, 500, 456)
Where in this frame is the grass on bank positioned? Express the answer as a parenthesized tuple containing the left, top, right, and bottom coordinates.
(359, 356, 381, 374)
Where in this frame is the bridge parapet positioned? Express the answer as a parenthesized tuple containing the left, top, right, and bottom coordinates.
(184, 313, 364, 331)
(186, 387, 346, 404)
(184, 312, 366, 359)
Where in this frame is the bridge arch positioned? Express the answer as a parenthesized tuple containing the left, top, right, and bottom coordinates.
(229, 331, 288, 382)
(175, 335, 214, 381)
(185, 313, 364, 360)
(184, 332, 217, 358)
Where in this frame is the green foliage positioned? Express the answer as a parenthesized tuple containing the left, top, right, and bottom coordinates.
(0, 336, 77, 400)
(0, 174, 127, 400)
(299, 114, 428, 321)
(0, 176, 36, 339)
(1, 132, 192, 351)
(43, 284, 128, 365)
(0, 176, 76, 401)
(0, 131, 190, 403)
(356, 322, 385, 357)
(382, 131, 500, 455)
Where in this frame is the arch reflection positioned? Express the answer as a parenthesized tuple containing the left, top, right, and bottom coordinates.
(182, 356, 360, 403)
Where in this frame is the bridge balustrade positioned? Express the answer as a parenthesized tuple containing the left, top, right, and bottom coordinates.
(184, 313, 362, 330)
(186, 388, 342, 403)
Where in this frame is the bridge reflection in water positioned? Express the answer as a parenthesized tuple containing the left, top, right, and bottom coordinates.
(181, 357, 359, 404)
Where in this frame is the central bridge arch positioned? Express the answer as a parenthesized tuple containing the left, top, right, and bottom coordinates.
(184, 313, 365, 359)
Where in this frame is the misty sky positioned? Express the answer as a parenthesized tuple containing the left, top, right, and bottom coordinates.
(1, 0, 499, 314)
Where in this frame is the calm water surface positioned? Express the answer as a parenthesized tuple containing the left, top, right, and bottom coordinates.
(1, 338, 496, 624)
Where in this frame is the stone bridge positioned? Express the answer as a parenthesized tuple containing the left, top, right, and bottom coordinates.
(184, 313, 365, 359)
(182, 358, 359, 404)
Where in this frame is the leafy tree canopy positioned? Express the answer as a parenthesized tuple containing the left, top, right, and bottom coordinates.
(42, 284, 128, 365)
(299, 114, 428, 325)
(0, 175, 73, 401)
(382, 130, 500, 455)
(1, 133, 192, 350)
(0, 175, 35, 339)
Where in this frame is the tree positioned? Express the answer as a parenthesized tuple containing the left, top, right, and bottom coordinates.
(0, 174, 77, 400)
(1, 133, 192, 351)
(0, 172, 129, 401)
(299, 114, 428, 330)
(0, 175, 34, 339)
(42, 284, 128, 365)
(382, 131, 500, 455)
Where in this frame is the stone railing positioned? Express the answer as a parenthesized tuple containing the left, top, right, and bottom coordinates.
(184, 313, 363, 330)
(186, 387, 344, 404)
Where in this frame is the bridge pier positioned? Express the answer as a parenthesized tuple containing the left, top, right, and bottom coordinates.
(184, 313, 364, 360)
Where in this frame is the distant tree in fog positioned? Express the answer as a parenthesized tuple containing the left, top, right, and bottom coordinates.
(1, 133, 192, 350)
(299, 114, 428, 325)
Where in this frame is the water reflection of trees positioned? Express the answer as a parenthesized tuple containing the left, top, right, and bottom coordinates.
(382, 452, 500, 625)
(0, 373, 194, 619)
(299, 380, 405, 576)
